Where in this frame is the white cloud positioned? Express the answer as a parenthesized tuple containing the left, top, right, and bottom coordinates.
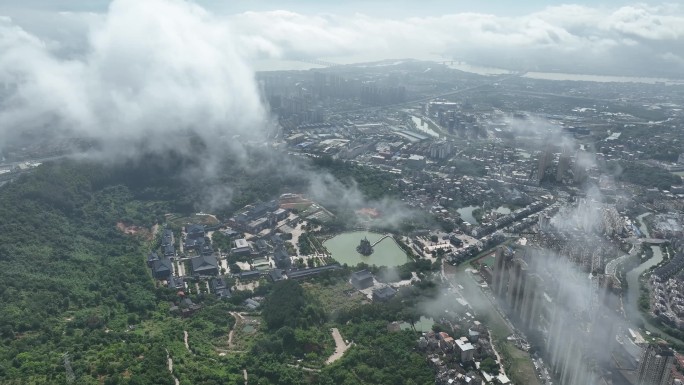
(602, 4, 684, 40)
(227, 3, 684, 75)
(0, 0, 267, 159)
(0, 0, 419, 214)
(1, 0, 683, 156)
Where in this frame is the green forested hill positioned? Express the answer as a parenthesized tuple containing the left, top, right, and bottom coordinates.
(0, 160, 249, 384)
(0, 161, 179, 384)
(0, 159, 433, 385)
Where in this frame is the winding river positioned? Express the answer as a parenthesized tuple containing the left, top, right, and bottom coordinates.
(625, 213, 666, 330)
(410, 116, 440, 138)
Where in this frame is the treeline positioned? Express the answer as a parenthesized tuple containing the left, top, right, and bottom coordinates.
(598, 125, 682, 163)
(0, 160, 179, 383)
(0, 162, 171, 333)
(359, 259, 440, 282)
(609, 161, 682, 190)
(262, 280, 326, 330)
(0, 155, 436, 384)
(250, 280, 333, 374)
(247, 277, 436, 385)
(312, 156, 399, 201)
(321, 321, 433, 385)
(0, 159, 256, 384)
(298, 232, 320, 256)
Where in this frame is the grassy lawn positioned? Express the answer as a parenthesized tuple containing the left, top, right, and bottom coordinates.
(302, 280, 367, 319)
(167, 213, 219, 228)
(500, 341, 540, 385)
(132, 317, 171, 339)
(479, 254, 497, 269)
(226, 314, 261, 352)
(456, 271, 509, 340)
(291, 202, 314, 212)
(486, 315, 511, 343)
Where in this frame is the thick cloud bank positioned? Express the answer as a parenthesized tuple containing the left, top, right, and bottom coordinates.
(0, 0, 267, 159)
(230, 4, 684, 76)
(2, 1, 683, 154)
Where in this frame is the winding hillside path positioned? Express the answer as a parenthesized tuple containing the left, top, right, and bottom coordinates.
(184, 330, 191, 353)
(165, 349, 180, 385)
(228, 328, 235, 348)
(286, 364, 321, 372)
(326, 328, 351, 364)
(223, 312, 249, 353)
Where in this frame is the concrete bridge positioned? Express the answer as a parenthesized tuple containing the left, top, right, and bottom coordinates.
(295, 58, 341, 67)
(370, 234, 394, 247)
(643, 238, 667, 245)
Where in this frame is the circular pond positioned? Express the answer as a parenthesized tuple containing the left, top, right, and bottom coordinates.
(457, 206, 480, 225)
(323, 231, 409, 267)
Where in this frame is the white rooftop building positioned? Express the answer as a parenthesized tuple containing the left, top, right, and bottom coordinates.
(455, 337, 475, 363)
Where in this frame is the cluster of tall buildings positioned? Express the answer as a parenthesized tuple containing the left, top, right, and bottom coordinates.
(637, 343, 675, 385)
(535, 143, 574, 185)
(490, 244, 683, 385)
(533, 202, 624, 275)
(424, 101, 480, 134)
(429, 141, 454, 160)
(360, 81, 406, 106)
(490, 247, 618, 385)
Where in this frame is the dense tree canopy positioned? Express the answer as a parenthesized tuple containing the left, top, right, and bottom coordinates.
(312, 156, 399, 201)
(0, 159, 248, 384)
(262, 280, 325, 330)
(609, 161, 682, 190)
(0, 157, 437, 385)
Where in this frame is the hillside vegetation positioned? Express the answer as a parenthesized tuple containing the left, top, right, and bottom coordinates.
(0, 158, 436, 385)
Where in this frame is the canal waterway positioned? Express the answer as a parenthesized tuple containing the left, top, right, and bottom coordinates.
(625, 213, 665, 330)
(410, 116, 440, 138)
(323, 231, 408, 267)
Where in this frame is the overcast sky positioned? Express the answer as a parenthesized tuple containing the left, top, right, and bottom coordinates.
(0, 0, 683, 161)
(1, 0, 682, 77)
(0, 0, 654, 17)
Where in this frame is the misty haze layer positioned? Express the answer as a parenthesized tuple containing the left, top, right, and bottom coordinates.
(207, 3, 684, 77)
(3, 0, 682, 159)
(0, 0, 267, 161)
(2, 1, 684, 78)
(0, 0, 430, 222)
